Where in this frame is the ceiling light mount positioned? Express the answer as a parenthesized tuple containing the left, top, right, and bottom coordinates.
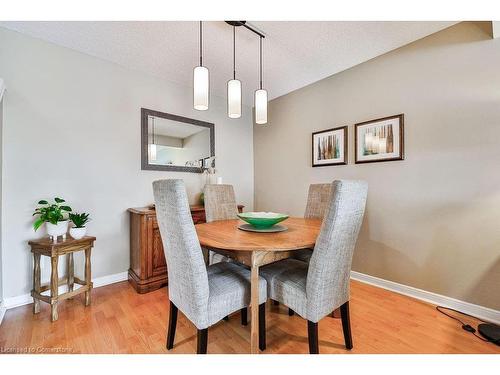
(224, 21, 266, 39)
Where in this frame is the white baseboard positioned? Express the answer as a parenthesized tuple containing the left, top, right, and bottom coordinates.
(351, 270, 500, 325)
(1, 271, 128, 320)
(92, 271, 128, 288)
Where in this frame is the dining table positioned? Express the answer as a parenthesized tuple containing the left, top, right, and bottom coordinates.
(195, 217, 322, 354)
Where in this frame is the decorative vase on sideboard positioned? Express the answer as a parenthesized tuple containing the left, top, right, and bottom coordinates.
(127, 204, 244, 294)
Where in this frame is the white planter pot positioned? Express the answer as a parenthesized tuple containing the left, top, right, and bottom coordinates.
(46, 220, 68, 240)
(69, 227, 87, 240)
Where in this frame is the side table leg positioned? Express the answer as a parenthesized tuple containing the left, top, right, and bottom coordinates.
(50, 255, 59, 322)
(84, 247, 92, 306)
(33, 253, 41, 314)
(67, 253, 74, 298)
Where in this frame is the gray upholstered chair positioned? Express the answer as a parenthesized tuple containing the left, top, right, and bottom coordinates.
(261, 180, 368, 354)
(153, 179, 267, 353)
(292, 183, 333, 263)
(204, 184, 239, 222)
(204, 184, 238, 265)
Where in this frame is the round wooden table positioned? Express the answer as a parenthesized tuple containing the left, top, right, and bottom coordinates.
(195, 217, 322, 353)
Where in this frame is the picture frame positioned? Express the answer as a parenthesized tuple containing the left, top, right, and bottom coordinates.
(355, 114, 404, 164)
(312, 126, 348, 167)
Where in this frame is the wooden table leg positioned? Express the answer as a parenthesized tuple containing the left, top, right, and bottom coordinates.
(201, 247, 210, 266)
(32, 253, 41, 314)
(84, 247, 92, 306)
(50, 255, 59, 321)
(250, 253, 260, 354)
(67, 253, 74, 298)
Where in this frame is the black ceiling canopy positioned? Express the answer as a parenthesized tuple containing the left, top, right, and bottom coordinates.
(224, 21, 265, 38)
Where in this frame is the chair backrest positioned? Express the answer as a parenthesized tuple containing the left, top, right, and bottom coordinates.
(304, 183, 333, 219)
(204, 184, 238, 222)
(306, 180, 368, 322)
(152, 179, 209, 328)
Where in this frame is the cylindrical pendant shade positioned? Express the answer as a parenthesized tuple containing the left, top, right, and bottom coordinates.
(193, 66, 209, 111)
(227, 79, 242, 118)
(149, 143, 157, 161)
(254, 89, 268, 124)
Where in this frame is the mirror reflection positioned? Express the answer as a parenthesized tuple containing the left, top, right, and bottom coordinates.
(148, 116, 211, 168)
(142, 108, 214, 173)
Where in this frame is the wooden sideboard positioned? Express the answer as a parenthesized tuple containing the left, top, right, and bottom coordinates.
(128, 204, 244, 293)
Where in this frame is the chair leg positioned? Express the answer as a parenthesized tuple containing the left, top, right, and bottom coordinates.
(307, 320, 319, 354)
(241, 307, 248, 326)
(197, 328, 208, 354)
(166, 301, 178, 350)
(259, 303, 266, 351)
(288, 308, 295, 316)
(340, 301, 353, 350)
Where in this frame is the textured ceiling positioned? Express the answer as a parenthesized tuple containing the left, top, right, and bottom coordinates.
(1, 21, 457, 106)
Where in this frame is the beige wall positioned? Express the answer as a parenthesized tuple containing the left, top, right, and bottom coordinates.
(0, 87, 4, 305)
(0, 28, 254, 299)
(254, 22, 500, 310)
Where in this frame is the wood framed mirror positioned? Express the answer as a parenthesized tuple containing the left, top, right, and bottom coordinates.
(141, 108, 215, 173)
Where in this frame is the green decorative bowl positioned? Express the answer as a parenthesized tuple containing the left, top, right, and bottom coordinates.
(237, 212, 289, 229)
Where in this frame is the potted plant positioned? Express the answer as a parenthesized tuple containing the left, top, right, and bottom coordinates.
(69, 212, 90, 239)
(32, 198, 72, 240)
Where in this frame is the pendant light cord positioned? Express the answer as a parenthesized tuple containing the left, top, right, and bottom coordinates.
(199, 21, 203, 66)
(233, 25, 236, 80)
(259, 36, 263, 90)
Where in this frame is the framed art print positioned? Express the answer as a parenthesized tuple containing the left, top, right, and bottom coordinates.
(355, 114, 404, 164)
(312, 126, 347, 167)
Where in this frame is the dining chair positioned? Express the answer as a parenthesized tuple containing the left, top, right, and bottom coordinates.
(204, 184, 238, 264)
(153, 179, 267, 354)
(260, 180, 368, 354)
(292, 183, 333, 263)
(204, 184, 239, 222)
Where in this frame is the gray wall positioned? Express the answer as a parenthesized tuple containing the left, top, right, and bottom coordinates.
(254, 22, 500, 310)
(0, 94, 3, 305)
(0, 27, 254, 299)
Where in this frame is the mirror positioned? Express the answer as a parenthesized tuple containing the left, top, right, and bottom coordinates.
(141, 108, 215, 173)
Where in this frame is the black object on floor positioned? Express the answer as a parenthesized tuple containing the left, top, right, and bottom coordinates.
(478, 323, 500, 345)
(436, 305, 500, 345)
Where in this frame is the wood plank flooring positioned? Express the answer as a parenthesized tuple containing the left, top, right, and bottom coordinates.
(0, 280, 498, 354)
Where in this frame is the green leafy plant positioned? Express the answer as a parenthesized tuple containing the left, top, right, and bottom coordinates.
(69, 212, 90, 228)
(32, 197, 72, 231)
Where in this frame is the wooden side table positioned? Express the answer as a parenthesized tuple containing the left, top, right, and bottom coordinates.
(28, 236, 96, 322)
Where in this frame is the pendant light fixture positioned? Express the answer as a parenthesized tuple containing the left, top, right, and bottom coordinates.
(149, 116, 157, 161)
(227, 25, 242, 118)
(193, 21, 209, 111)
(254, 36, 268, 124)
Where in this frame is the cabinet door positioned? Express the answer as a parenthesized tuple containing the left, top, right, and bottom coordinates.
(147, 217, 167, 278)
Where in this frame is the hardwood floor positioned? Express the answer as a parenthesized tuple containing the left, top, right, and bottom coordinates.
(0, 280, 498, 354)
